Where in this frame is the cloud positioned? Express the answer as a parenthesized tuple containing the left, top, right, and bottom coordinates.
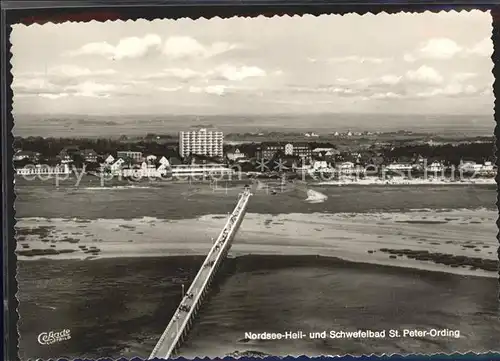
(287, 85, 359, 97)
(418, 38, 463, 60)
(65, 81, 117, 98)
(205, 85, 228, 96)
(405, 37, 493, 61)
(13, 64, 127, 99)
(162, 36, 237, 59)
(451, 72, 477, 82)
(143, 68, 203, 81)
(285, 64, 484, 101)
(68, 34, 162, 60)
(143, 64, 267, 83)
(367, 92, 403, 100)
(49, 65, 117, 77)
(158, 86, 183, 92)
(352, 66, 443, 88)
(189, 85, 230, 96)
(415, 84, 479, 98)
(327, 56, 390, 64)
(13, 76, 126, 99)
(12, 77, 48, 92)
(378, 75, 402, 85)
(213, 65, 266, 81)
(309, 56, 390, 64)
(467, 37, 493, 57)
(38, 93, 69, 100)
(405, 65, 443, 85)
(17, 65, 117, 79)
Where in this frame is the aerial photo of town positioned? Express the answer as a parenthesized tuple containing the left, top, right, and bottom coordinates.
(11, 10, 499, 361)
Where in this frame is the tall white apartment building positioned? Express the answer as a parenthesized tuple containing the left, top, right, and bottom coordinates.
(179, 128, 224, 158)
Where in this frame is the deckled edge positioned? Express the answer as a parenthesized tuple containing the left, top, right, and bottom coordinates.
(4, 4, 499, 361)
(4, 16, 19, 361)
(493, 9, 500, 305)
(6, 5, 493, 26)
(149, 353, 500, 361)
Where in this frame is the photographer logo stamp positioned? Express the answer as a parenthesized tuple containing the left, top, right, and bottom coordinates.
(37, 329, 71, 345)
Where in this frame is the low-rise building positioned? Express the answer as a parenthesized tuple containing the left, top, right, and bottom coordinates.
(104, 155, 115, 164)
(146, 155, 158, 163)
(80, 149, 98, 163)
(121, 162, 167, 178)
(13, 150, 41, 163)
(336, 161, 356, 175)
(385, 163, 413, 172)
(109, 158, 126, 174)
(159, 156, 170, 166)
(312, 160, 330, 170)
(58, 147, 80, 163)
(458, 161, 483, 173)
(312, 148, 340, 157)
(284, 142, 312, 158)
(427, 162, 445, 173)
(259, 142, 312, 160)
(169, 164, 233, 178)
(16, 164, 70, 176)
(227, 148, 246, 161)
(117, 150, 143, 162)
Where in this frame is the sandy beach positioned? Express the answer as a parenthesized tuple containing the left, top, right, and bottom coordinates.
(316, 176, 496, 186)
(16, 207, 498, 278)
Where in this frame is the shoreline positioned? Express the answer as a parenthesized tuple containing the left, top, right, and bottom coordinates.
(316, 177, 496, 186)
(14, 174, 497, 187)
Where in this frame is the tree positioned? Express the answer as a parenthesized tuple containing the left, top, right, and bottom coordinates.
(72, 153, 85, 168)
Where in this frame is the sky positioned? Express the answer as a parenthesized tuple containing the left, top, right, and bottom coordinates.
(11, 11, 494, 116)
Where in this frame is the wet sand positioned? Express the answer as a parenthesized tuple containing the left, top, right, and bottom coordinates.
(16, 208, 498, 277)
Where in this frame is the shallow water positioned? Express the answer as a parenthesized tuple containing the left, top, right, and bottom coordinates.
(14, 176, 496, 219)
(17, 256, 500, 360)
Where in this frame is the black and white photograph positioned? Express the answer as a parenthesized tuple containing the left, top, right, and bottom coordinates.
(12, 11, 500, 360)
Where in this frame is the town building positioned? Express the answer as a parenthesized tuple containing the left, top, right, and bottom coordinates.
(121, 162, 168, 178)
(104, 155, 115, 164)
(80, 149, 98, 163)
(179, 128, 224, 158)
(169, 164, 233, 178)
(117, 151, 143, 162)
(312, 148, 340, 157)
(159, 156, 170, 166)
(458, 161, 483, 173)
(481, 161, 495, 174)
(259, 143, 281, 160)
(58, 147, 80, 163)
(259, 142, 312, 160)
(312, 160, 330, 170)
(336, 161, 357, 175)
(385, 163, 414, 172)
(284, 143, 312, 158)
(460, 161, 496, 175)
(226, 148, 246, 161)
(109, 158, 126, 174)
(13, 150, 41, 163)
(16, 164, 70, 176)
(146, 155, 158, 163)
(427, 162, 445, 173)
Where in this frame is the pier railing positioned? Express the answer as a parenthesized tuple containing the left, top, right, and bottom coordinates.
(149, 188, 252, 359)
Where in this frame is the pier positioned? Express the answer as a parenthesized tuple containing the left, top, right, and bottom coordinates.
(149, 187, 253, 359)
